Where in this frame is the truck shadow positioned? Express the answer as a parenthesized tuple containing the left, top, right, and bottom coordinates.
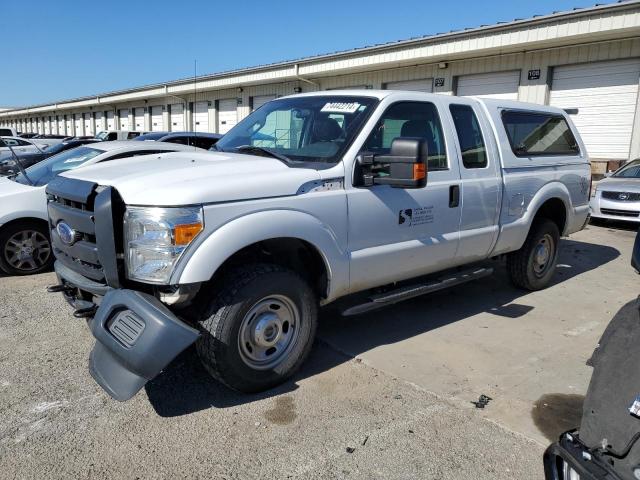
(145, 237, 619, 416)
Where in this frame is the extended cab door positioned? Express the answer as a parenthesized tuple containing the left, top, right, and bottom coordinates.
(447, 100, 501, 262)
(347, 100, 462, 292)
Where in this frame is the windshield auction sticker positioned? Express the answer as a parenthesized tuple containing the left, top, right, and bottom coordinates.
(321, 102, 361, 114)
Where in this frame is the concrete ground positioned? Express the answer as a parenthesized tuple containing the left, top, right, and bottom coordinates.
(0, 222, 637, 479)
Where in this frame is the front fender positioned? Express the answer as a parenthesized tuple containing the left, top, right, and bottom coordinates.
(491, 181, 576, 256)
(172, 209, 349, 303)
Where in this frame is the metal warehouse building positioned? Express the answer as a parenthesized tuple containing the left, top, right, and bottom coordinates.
(2, 1, 640, 168)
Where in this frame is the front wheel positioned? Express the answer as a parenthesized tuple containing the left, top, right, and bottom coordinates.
(507, 219, 560, 291)
(196, 263, 318, 393)
(0, 222, 53, 276)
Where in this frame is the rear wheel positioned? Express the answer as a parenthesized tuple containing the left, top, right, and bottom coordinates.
(0, 222, 53, 276)
(196, 263, 318, 393)
(507, 219, 560, 291)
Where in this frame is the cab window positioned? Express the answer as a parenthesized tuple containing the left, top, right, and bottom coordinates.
(449, 104, 488, 169)
(361, 101, 448, 171)
(502, 111, 579, 156)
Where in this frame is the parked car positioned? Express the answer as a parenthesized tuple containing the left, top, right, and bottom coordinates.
(133, 131, 169, 141)
(544, 231, 640, 480)
(0, 140, 205, 276)
(590, 158, 640, 223)
(0, 139, 101, 176)
(133, 131, 222, 149)
(0, 127, 18, 137)
(0, 136, 51, 155)
(18, 132, 40, 139)
(46, 91, 591, 401)
(95, 130, 143, 141)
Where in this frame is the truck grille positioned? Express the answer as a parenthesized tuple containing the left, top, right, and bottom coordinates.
(47, 179, 105, 282)
(601, 191, 640, 202)
(600, 208, 640, 218)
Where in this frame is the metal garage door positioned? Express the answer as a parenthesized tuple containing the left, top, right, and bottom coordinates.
(217, 99, 237, 134)
(170, 103, 184, 131)
(57, 115, 64, 134)
(84, 113, 92, 136)
(44, 117, 50, 135)
(74, 114, 83, 135)
(252, 95, 275, 111)
(95, 112, 105, 132)
(134, 107, 145, 131)
(193, 101, 209, 132)
(151, 106, 164, 131)
(385, 79, 433, 92)
(119, 109, 130, 130)
(550, 59, 640, 160)
(457, 71, 520, 100)
(106, 111, 115, 130)
(65, 117, 72, 135)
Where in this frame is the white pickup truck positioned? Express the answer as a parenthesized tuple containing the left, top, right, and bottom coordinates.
(46, 90, 590, 400)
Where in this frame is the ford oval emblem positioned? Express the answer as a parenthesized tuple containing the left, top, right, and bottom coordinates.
(56, 222, 77, 246)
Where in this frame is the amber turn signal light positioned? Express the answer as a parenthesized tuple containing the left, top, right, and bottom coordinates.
(413, 163, 426, 180)
(174, 222, 203, 245)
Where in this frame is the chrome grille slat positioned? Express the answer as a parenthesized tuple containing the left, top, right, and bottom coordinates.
(602, 191, 640, 202)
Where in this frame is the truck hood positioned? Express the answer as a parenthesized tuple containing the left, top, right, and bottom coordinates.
(60, 151, 323, 205)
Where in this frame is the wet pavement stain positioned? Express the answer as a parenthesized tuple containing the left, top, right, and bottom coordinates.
(532, 393, 585, 441)
(264, 395, 297, 425)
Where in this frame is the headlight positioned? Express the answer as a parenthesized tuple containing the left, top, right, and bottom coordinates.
(124, 206, 204, 284)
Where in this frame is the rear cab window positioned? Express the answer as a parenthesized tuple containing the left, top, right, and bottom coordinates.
(501, 110, 579, 157)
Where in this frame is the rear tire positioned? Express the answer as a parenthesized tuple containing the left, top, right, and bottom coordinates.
(507, 219, 560, 291)
(0, 221, 53, 276)
(196, 263, 318, 393)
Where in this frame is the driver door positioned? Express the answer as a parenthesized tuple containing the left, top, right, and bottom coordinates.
(347, 100, 462, 292)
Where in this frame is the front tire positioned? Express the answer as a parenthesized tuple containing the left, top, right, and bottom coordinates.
(196, 263, 318, 393)
(0, 221, 53, 276)
(507, 219, 560, 291)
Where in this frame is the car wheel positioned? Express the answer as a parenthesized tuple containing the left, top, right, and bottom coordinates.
(507, 219, 560, 291)
(0, 222, 53, 276)
(196, 263, 318, 393)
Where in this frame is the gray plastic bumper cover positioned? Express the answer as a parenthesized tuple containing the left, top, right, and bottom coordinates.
(88, 289, 200, 401)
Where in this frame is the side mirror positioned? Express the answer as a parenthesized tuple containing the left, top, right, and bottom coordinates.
(632, 229, 640, 273)
(356, 138, 428, 188)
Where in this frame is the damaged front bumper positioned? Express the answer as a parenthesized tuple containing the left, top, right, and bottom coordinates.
(53, 262, 199, 401)
(544, 431, 623, 480)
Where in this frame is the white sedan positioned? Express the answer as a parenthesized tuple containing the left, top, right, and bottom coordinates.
(0, 141, 206, 275)
(590, 158, 640, 223)
(0, 136, 56, 155)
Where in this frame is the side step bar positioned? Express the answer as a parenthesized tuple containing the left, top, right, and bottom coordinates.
(341, 267, 494, 316)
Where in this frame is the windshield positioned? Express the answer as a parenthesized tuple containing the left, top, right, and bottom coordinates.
(612, 159, 640, 178)
(95, 131, 109, 141)
(42, 143, 67, 154)
(214, 95, 378, 164)
(12, 146, 104, 186)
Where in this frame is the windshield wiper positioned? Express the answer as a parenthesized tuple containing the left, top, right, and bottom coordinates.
(235, 145, 291, 163)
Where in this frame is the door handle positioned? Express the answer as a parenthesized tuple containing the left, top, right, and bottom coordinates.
(449, 185, 460, 208)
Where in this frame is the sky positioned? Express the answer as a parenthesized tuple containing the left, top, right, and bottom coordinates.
(0, 0, 612, 107)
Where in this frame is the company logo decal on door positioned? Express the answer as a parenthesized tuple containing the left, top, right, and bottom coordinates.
(398, 206, 434, 226)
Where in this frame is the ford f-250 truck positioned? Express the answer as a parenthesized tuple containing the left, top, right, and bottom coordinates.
(45, 90, 591, 401)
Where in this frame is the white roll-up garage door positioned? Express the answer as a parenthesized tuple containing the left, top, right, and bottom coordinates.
(550, 59, 640, 160)
(57, 116, 64, 134)
(151, 106, 164, 131)
(133, 107, 145, 131)
(252, 95, 276, 111)
(457, 71, 520, 100)
(84, 113, 92, 136)
(385, 79, 433, 92)
(74, 114, 83, 135)
(217, 99, 237, 134)
(44, 117, 51, 135)
(170, 104, 184, 131)
(193, 101, 209, 132)
(119, 109, 130, 130)
(95, 112, 105, 132)
(65, 117, 72, 135)
(106, 111, 115, 130)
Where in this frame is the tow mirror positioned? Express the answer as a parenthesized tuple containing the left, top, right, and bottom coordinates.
(357, 138, 428, 188)
(632, 229, 640, 273)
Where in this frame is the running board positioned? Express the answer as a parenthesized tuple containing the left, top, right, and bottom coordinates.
(341, 267, 494, 316)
